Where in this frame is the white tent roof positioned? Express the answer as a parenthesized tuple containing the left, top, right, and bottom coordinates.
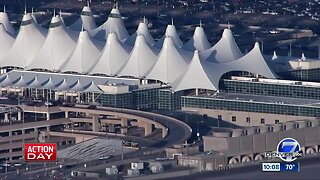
(83, 81, 102, 92)
(27, 76, 43, 88)
(27, 16, 79, 71)
(226, 42, 277, 79)
(41, 77, 56, 89)
(89, 32, 131, 76)
(89, 7, 129, 41)
(170, 42, 276, 92)
(125, 20, 155, 47)
(0, 13, 47, 68)
(146, 36, 192, 84)
(201, 42, 277, 90)
(61, 31, 103, 74)
(0, 70, 140, 91)
(171, 50, 217, 91)
(55, 78, 71, 91)
(154, 24, 183, 49)
(13, 75, 28, 87)
(200, 29, 243, 63)
(69, 6, 97, 31)
(0, 24, 15, 62)
(183, 25, 210, 52)
(118, 35, 158, 78)
(0, 74, 19, 87)
(69, 79, 86, 92)
(0, 9, 15, 35)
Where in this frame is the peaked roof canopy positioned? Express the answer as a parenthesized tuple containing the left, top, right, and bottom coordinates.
(172, 50, 217, 91)
(147, 36, 192, 84)
(0, 70, 140, 90)
(125, 20, 155, 47)
(89, 7, 129, 41)
(0, 13, 47, 68)
(154, 24, 183, 49)
(118, 35, 158, 78)
(61, 31, 103, 74)
(226, 42, 277, 79)
(183, 26, 210, 52)
(68, 6, 97, 31)
(0, 9, 15, 35)
(201, 29, 243, 63)
(0, 24, 15, 62)
(83, 81, 102, 93)
(27, 16, 79, 71)
(202, 42, 277, 90)
(89, 32, 131, 76)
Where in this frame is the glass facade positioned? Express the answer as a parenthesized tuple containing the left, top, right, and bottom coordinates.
(86, 87, 181, 110)
(132, 88, 161, 110)
(222, 79, 320, 100)
(181, 96, 320, 117)
(279, 68, 320, 82)
(95, 92, 133, 109)
(28, 89, 55, 100)
(158, 89, 182, 110)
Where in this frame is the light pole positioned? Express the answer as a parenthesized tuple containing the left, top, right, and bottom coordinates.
(5, 158, 8, 173)
(34, 105, 37, 122)
(197, 119, 200, 140)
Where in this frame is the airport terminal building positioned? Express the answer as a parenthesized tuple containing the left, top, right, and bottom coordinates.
(0, 4, 320, 129)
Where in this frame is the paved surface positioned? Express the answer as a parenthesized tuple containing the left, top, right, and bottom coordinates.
(173, 156, 320, 180)
(57, 138, 129, 160)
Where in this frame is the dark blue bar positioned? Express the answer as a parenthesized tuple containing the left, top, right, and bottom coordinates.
(280, 162, 299, 172)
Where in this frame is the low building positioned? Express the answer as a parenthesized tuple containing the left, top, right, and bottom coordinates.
(106, 165, 118, 175)
(165, 143, 200, 158)
(177, 153, 227, 171)
(203, 119, 320, 164)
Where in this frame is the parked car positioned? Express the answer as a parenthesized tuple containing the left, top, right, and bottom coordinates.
(88, 105, 97, 109)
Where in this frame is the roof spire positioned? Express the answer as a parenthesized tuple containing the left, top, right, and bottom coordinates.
(59, 9, 62, 17)
(200, 20, 202, 27)
(227, 22, 230, 29)
(53, 8, 56, 16)
(143, 16, 146, 23)
(24, 5, 27, 15)
(301, 53, 307, 61)
(31, 7, 34, 14)
(171, 18, 174, 25)
(3, 5, 5, 13)
(87, 0, 90, 7)
(115, 2, 119, 9)
(81, 25, 84, 32)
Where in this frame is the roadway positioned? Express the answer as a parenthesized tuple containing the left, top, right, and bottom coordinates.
(72, 105, 193, 150)
(0, 104, 192, 178)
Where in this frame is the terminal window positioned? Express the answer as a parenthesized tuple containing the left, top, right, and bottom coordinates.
(246, 117, 251, 123)
(261, 118, 265, 124)
(232, 116, 236, 122)
(275, 119, 280, 124)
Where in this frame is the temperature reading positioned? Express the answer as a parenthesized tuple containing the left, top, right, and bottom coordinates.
(285, 164, 295, 170)
(280, 162, 300, 172)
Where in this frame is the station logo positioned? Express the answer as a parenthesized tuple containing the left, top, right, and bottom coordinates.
(265, 138, 302, 162)
(24, 143, 57, 161)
